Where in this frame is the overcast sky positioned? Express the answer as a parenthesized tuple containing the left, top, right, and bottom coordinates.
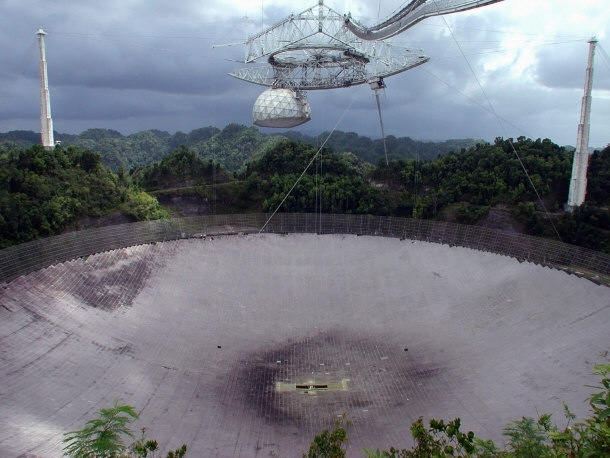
(1, 0, 609, 147)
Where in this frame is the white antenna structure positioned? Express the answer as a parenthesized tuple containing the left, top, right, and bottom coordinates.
(230, 0, 502, 131)
(37, 28, 55, 149)
(566, 37, 598, 211)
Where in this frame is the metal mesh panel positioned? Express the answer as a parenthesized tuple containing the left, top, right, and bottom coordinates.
(1, 213, 608, 284)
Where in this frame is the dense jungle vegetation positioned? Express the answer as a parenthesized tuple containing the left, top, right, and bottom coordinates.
(1, 127, 609, 253)
(0, 144, 167, 248)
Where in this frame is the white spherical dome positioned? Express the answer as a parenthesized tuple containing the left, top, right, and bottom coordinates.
(252, 88, 311, 128)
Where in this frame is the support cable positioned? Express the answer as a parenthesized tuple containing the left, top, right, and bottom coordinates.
(597, 44, 610, 73)
(373, 83, 390, 166)
(319, 142, 323, 233)
(259, 93, 359, 233)
(414, 140, 420, 218)
(421, 67, 532, 137)
(442, 16, 563, 242)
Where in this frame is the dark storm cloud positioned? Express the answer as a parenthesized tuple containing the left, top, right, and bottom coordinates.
(41, 16, 242, 97)
(0, 0, 253, 133)
(1, 0, 609, 146)
(535, 40, 610, 91)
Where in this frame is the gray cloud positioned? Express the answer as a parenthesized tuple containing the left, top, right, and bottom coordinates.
(0, 0, 608, 148)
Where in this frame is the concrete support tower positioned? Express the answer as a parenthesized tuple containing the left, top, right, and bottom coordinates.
(567, 38, 597, 211)
(37, 28, 54, 149)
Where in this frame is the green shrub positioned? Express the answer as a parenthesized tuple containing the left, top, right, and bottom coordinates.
(121, 190, 169, 221)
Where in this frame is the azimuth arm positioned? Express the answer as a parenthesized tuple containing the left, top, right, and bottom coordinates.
(344, 0, 503, 40)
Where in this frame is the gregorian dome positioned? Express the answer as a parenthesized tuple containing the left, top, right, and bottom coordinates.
(252, 88, 311, 128)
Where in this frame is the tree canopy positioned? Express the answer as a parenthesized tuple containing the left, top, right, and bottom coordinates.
(0, 144, 167, 248)
(1, 133, 609, 253)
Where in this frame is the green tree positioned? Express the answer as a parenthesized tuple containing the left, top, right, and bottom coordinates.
(0, 145, 129, 247)
(503, 416, 554, 457)
(363, 417, 480, 458)
(63, 400, 187, 458)
(587, 145, 610, 206)
(304, 417, 349, 458)
(549, 363, 610, 457)
(63, 401, 139, 457)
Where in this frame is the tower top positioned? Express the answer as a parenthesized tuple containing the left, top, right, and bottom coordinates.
(37, 27, 54, 149)
(566, 37, 597, 210)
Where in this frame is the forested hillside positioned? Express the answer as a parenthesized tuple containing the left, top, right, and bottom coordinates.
(370, 136, 571, 216)
(1, 134, 609, 253)
(1, 125, 479, 173)
(281, 130, 480, 163)
(0, 145, 167, 248)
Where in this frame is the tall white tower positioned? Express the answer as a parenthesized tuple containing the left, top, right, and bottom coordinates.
(566, 38, 597, 211)
(37, 28, 55, 149)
